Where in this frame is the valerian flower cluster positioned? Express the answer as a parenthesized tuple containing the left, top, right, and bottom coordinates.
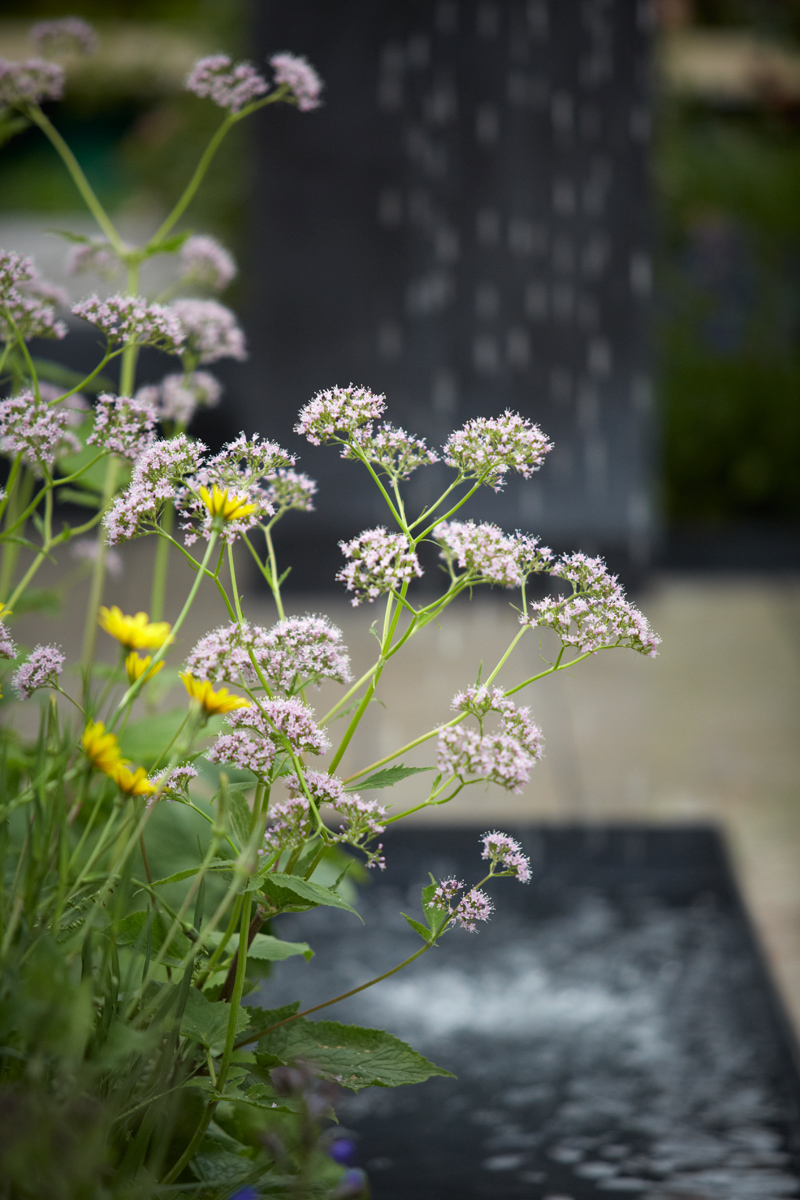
(0, 22, 661, 1199)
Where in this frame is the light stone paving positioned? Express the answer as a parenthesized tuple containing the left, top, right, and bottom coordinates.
(8, 541, 800, 1033)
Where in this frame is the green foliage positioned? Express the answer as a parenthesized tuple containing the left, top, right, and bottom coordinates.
(257, 1018, 455, 1092)
(352, 763, 434, 791)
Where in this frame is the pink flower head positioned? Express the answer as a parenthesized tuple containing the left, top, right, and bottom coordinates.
(480, 831, 532, 883)
(451, 685, 543, 761)
(12, 644, 64, 700)
(346, 423, 439, 479)
(87, 393, 157, 460)
(186, 54, 269, 113)
(286, 769, 347, 807)
(169, 298, 246, 364)
(333, 794, 387, 842)
(180, 433, 292, 545)
(435, 520, 553, 588)
(0, 390, 80, 473)
(269, 52, 324, 111)
(0, 618, 16, 661)
(206, 728, 275, 777)
(523, 552, 661, 658)
(29, 18, 98, 56)
(229, 697, 328, 756)
(437, 724, 533, 793)
(73, 294, 185, 353)
(186, 619, 271, 687)
(136, 370, 222, 427)
(104, 434, 205, 544)
(337, 527, 422, 605)
(295, 385, 386, 445)
(442, 410, 553, 490)
(179, 235, 237, 292)
(454, 888, 494, 932)
(0, 279, 67, 341)
(154, 763, 198, 797)
(0, 57, 64, 107)
(0, 250, 34, 297)
(258, 615, 352, 693)
(264, 797, 315, 853)
(263, 468, 317, 516)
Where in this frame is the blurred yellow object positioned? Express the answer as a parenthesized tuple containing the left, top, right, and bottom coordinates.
(198, 484, 257, 523)
(112, 764, 157, 797)
(125, 651, 165, 685)
(180, 672, 250, 716)
(99, 605, 171, 651)
(81, 720, 127, 776)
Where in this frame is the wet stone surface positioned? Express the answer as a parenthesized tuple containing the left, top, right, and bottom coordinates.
(260, 827, 800, 1198)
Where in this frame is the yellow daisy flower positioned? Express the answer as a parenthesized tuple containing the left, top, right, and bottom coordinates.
(180, 672, 250, 716)
(125, 651, 165, 685)
(198, 484, 257, 523)
(82, 720, 128, 777)
(99, 606, 171, 652)
(111, 764, 157, 797)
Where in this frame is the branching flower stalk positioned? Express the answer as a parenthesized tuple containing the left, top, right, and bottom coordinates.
(0, 27, 660, 1200)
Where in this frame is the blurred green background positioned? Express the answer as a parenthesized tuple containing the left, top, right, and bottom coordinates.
(1, 0, 799, 534)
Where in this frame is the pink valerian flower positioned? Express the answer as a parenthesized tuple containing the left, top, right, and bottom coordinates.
(346, 423, 439, 480)
(227, 698, 328, 757)
(0, 250, 34, 296)
(269, 52, 323, 111)
(0, 390, 80, 473)
(185, 54, 269, 113)
(431, 878, 494, 932)
(169, 298, 246, 364)
(66, 239, 120, 280)
(0, 289, 67, 342)
(151, 763, 198, 798)
(87, 393, 157, 460)
(188, 616, 349, 694)
(264, 797, 315, 853)
(286, 769, 347, 807)
(337, 527, 422, 605)
(29, 18, 98, 56)
(523, 552, 661, 658)
(437, 724, 534, 793)
(180, 433, 292, 545)
(452, 686, 544, 762)
(186, 619, 272, 687)
(104, 434, 205, 544)
(0, 618, 15, 660)
(332, 795, 387, 861)
(0, 58, 64, 107)
(178, 235, 237, 291)
(442, 410, 553, 490)
(70, 537, 123, 577)
(256, 616, 352, 693)
(480, 831, 532, 883)
(136, 371, 222, 427)
(295, 385, 387, 446)
(263, 468, 316, 516)
(435, 520, 553, 588)
(12, 645, 65, 699)
(73, 294, 185, 353)
(206, 728, 275, 777)
(453, 888, 494, 932)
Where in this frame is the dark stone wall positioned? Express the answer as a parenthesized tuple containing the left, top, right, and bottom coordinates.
(248, 0, 656, 568)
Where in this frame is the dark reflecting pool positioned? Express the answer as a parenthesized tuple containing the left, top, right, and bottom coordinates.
(260, 826, 800, 1199)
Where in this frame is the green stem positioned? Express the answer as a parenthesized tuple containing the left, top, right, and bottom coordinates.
(263, 526, 285, 619)
(81, 454, 120, 669)
(149, 115, 236, 246)
(111, 531, 218, 721)
(26, 106, 125, 253)
(149, 503, 174, 623)
(216, 892, 252, 1088)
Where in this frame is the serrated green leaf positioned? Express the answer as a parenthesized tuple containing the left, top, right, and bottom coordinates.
(149, 863, 232, 887)
(180, 987, 250, 1053)
(401, 913, 432, 943)
(349, 763, 434, 791)
(422, 882, 446, 932)
(45, 228, 93, 245)
(260, 873, 361, 921)
(228, 786, 253, 848)
(114, 910, 192, 963)
(256, 1019, 454, 1091)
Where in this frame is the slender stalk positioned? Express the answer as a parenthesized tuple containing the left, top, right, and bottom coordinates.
(80, 453, 119, 668)
(111, 531, 218, 721)
(149, 503, 174, 622)
(26, 106, 126, 253)
(149, 115, 235, 246)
